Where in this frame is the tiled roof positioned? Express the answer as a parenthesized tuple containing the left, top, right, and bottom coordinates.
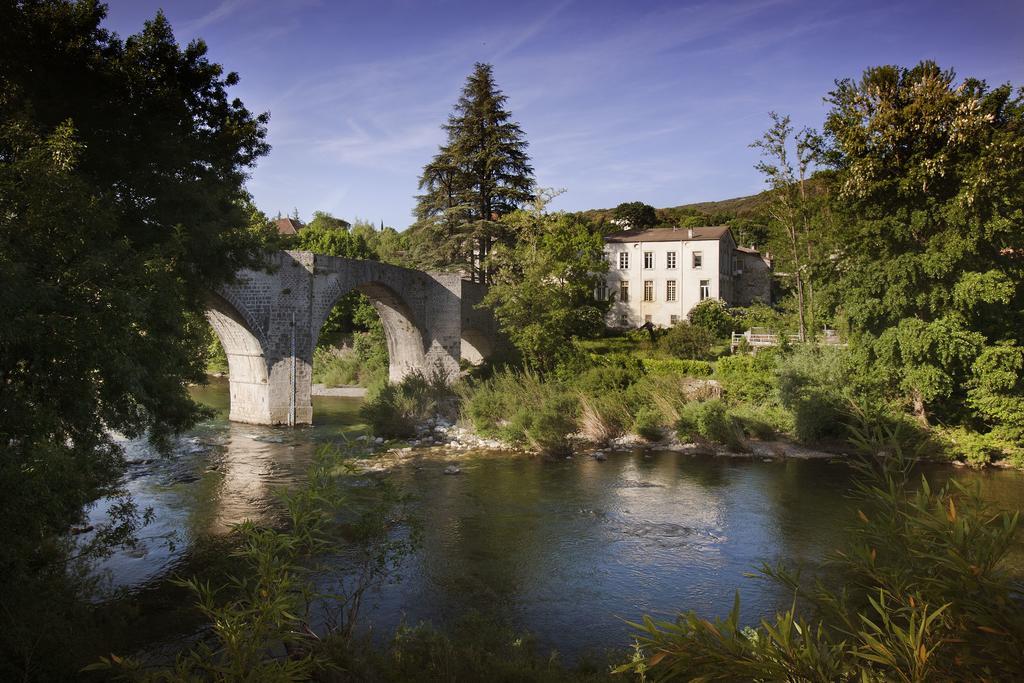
(604, 226, 730, 243)
(274, 218, 304, 235)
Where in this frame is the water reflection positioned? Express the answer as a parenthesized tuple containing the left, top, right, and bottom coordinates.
(88, 380, 1024, 660)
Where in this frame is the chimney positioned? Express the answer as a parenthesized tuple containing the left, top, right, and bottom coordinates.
(687, 227, 693, 239)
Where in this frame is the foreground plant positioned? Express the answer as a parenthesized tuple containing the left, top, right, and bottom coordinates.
(618, 432, 1024, 681)
(89, 444, 419, 680)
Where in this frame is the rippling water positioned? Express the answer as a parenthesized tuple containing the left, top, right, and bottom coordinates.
(87, 378, 1024, 659)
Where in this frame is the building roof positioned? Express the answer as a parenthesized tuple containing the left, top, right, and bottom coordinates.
(734, 246, 761, 254)
(604, 226, 731, 243)
(274, 217, 304, 235)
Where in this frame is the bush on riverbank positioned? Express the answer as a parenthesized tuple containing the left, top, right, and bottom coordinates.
(453, 339, 938, 458)
(361, 368, 453, 439)
(461, 370, 580, 454)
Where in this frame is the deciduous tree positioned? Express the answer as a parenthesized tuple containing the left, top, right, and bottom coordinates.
(823, 62, 1024, 431)
(482, 210, 608, 371)
(0, 3, 270, 674)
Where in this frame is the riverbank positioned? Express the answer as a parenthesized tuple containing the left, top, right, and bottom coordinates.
(312, 383, 367, 398)
(354, 409, 847, 477)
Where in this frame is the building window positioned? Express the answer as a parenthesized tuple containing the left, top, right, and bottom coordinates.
(618, 252, 629, 270)
(603, 251, 611, 264)
(700, 279, 710, 300)
(666, 251, 677, 269)
(596, 282, 608, 301)
(643, 251, 654, 269)
(666, 280, 677, 302)
(643, 280, 654, 302)
(619, 280, 629, 302)
(670, 314, 679, 325)
(644, 314, 652, 324)
(693, 251, 703, 269)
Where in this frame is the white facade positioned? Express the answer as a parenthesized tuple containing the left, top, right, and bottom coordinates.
(602, 226, 768, 328)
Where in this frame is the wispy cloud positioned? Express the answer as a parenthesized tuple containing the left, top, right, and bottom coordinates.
(179, 0, 251, 34)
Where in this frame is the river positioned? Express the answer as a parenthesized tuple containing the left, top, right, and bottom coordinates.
(86, 378, 1024, 661)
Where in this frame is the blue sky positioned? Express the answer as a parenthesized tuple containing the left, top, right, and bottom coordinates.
(101, 0, 1023, 230)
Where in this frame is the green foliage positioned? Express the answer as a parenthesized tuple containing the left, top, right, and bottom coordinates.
(619, 450, 1024, 680)
(687, 298, 735, 339)
(732, 302, 791, 333)
(483, 212, 609, 371)
(204, 324, 229, 375)
(633, 406, 665, 441)
(305, 210, 350, 232)
(362, 369, 453, 439)
(313, 328, 389, 388)
(730, 403, 791, 440)
(0, 4, 271, 675)
(461, 371, 579, 454)
(640, 358, 713, 376)
(612, 201, 658, 230)
(326, 613, 617, 682)
(676, 399, 746, 451)
(714, 351, 780, 403)
(967, 343, 1024, 445)
(659, 323, 714, 360)
(823, 61, 1024, 434)
(414, 62, 534, 281)
(777, 346, 852, 443)
(92, 446, 420, 679)
(576, 390, 630, 443)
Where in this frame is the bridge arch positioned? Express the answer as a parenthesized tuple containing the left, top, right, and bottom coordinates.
(205, 291, 272, 424)
(312, 279, 428, 383)
(209, 250, 498, 425)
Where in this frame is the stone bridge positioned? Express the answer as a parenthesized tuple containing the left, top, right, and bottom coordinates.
(205, 251, 499, 425)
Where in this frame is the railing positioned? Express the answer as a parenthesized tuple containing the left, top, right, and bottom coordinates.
(731, 328, 845, 352)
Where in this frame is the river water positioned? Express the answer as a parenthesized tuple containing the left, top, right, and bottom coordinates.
(88, 378, 1024, 660)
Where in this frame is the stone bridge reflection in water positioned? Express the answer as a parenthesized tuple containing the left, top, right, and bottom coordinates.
(88, 380, 1024, 659)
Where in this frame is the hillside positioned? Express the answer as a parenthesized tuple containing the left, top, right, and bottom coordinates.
(583, 189, 772, 225)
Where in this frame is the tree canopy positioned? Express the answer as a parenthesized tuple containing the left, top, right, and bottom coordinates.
(414, 63, 534, 282)
(612, 201, 658, 230)
(821, 61, 1024, 439)
(0, 3, 271, 673)
(482, 209, 609, 371)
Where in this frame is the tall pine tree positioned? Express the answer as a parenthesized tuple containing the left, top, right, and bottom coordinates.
(415, 63, 534, 282)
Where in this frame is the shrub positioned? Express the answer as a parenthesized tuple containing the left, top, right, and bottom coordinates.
(659, 323, 713, 360)
(522, 394, 578, 455)
(573, 364, 637, 395)
(714, 352, 778, 403)
(461, 371, 579, 453)
(577, 391, 629, 443)
(730, 404, 791, 440)
(676, 400, 745, 451)
(633, 406, 665, 441)
(313, 328, 388, 387)
(313, 346, 360, 386)
(777, 346, 853, 443)
(640, 358, 713, 377)
(731, 302, 789, 332)
(361, 370, 449, 439)
(687, 298, 735, 338)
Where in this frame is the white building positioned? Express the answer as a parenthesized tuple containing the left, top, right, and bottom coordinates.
(602, 226, 771, 328)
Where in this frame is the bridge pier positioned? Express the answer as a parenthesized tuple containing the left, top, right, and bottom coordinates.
(208, 251, 491, 426)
